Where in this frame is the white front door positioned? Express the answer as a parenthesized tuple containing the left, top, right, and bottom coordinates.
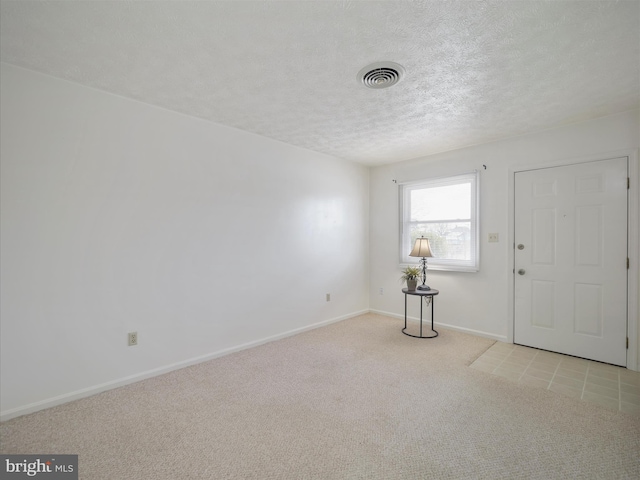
(514, 157, 628, 366)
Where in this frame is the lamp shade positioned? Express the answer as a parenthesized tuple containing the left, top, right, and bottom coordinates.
(409, 237, 433, 258)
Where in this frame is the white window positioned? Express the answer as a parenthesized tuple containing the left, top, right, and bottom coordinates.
(400, 172, 479, 272)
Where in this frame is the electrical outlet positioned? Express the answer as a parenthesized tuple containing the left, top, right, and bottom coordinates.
(488, 233, 499, 243)
(326, 293, 331, 302)
(128, 332, 138, 346)
(379, 287, 384, 295)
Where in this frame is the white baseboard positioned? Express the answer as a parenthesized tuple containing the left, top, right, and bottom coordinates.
(0, 309, 369, 422)
(369, 309, 508, 343)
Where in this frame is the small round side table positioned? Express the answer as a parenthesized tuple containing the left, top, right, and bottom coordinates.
(402, 288, 439, 338)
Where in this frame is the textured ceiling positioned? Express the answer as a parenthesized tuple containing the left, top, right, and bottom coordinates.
(1, 0, 638, 166)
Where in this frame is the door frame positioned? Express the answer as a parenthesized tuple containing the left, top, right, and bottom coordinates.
(507, 149, 639, 371)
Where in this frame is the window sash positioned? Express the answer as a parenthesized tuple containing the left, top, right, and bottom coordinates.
(400, 172, 479, 272)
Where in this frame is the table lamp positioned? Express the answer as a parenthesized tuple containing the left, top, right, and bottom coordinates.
(409, 236, 433, 290)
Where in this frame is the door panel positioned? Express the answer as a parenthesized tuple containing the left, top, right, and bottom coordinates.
(514, 157, 628, 366)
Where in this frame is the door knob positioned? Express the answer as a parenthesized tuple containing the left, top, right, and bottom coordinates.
(518, 269, 525, 275)
(517, 244, 525, 250)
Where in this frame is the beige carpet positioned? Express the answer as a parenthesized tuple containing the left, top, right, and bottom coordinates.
(1, 313, 639, 479)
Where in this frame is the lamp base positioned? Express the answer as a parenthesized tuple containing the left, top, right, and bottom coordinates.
(417, 284, 431, 291)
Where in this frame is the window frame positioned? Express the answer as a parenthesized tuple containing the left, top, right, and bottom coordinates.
(399, 171, 480, 272)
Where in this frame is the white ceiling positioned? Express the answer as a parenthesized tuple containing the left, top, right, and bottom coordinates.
(1, 1, 638, 166)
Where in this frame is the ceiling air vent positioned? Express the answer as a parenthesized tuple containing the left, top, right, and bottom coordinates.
(357, 62, 405, 89)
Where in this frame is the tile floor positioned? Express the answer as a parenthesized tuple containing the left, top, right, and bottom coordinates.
(470, 342, 640, 416)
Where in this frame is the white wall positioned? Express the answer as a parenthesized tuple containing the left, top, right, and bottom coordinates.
(0, 64, 369, 419)
(370, 110, 639, 366)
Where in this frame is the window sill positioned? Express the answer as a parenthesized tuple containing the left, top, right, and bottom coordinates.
(400, 263, 479, 273)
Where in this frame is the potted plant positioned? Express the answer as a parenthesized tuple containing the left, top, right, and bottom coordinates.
(400, 266, 421, 291)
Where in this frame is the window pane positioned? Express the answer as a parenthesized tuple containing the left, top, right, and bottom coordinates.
(410, 222, 471, 260)
(401, 171, 478, 271)
(410, 183, 470, 221)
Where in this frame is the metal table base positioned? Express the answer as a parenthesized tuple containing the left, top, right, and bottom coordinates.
(402, 288, 439, 339)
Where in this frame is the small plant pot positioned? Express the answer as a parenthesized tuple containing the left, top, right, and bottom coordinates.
(407, 279, 418, 291)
